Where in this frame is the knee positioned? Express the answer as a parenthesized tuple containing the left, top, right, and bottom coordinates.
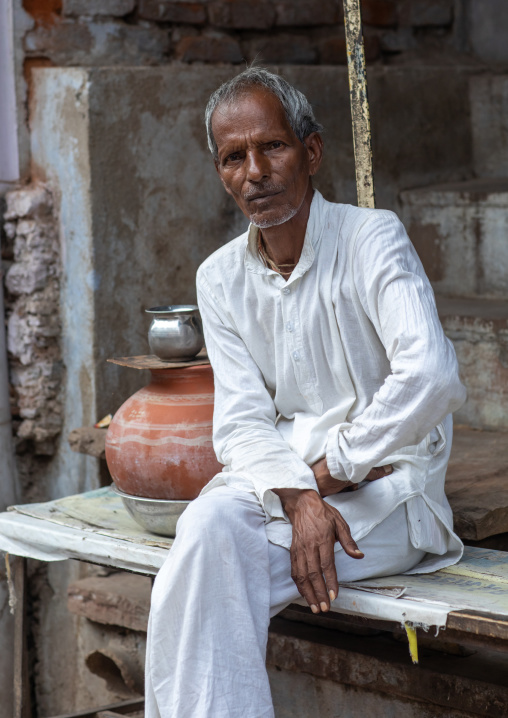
(176, 490, 239, 540)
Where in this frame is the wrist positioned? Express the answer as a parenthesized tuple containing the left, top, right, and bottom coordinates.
(272, 488, 320, 519)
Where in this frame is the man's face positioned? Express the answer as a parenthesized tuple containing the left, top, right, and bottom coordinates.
(212, 88, 322, 228)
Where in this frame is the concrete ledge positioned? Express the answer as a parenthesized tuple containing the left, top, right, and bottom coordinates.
(401, 180, 508, 297)
(437, 297, 508, 430)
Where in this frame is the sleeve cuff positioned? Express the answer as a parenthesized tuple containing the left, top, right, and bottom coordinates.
(326, 424, 351, 482)
(261, 479, 319, 522)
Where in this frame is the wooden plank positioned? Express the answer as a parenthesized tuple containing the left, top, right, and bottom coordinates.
(283, 604, 508, 651)
(446, 427, 508, 540)
(107, 350, 208, 371)
(343, 0, 375, 209)
(68, 427, 107, 459)
(11, 556, 31, 718)
(447, 610, 508, 641)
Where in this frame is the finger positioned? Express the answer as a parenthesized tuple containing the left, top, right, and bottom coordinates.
(319, 542, 339, 605)
(307, 546, 331, 612)
(334, 512, 364, 559)
(291, 548, 319, 613)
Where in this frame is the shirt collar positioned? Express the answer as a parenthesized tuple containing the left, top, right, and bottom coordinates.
(244, 189, 327, 282)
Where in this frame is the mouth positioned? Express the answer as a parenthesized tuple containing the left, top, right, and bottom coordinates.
(246, 190, 282, 203)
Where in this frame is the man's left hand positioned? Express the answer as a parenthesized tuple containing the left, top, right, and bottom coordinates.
(311, 458, 393, 498)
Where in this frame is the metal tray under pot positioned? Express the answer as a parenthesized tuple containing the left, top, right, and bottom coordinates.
(112, 485, 189, 537)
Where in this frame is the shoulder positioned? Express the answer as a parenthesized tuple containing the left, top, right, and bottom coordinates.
(318, 196, 403, 246)
(197, 228, 249, 291)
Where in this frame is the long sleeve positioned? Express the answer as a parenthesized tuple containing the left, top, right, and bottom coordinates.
(197, 270, 318, 519)
(326, 211, 466, 483)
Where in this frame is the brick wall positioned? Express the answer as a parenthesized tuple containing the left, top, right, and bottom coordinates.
(21, 0, 472, 70)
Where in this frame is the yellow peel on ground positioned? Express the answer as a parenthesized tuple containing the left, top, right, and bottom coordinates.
(404, 623, 418, 664)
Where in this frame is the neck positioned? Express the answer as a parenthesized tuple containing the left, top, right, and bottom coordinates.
(260, 183, 314, 267)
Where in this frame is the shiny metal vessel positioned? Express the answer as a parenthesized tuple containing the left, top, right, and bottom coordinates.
(113, 485, 189, 537)
(146, 305, 204, 360)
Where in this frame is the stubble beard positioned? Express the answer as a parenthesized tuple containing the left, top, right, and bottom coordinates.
(250, 202, 299, 229)
(242, 182, 302, 229)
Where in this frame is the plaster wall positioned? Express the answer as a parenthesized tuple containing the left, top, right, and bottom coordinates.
(470, 75, 508, 179)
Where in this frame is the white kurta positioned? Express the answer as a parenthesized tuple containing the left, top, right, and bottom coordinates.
(196, 190, 466, 570)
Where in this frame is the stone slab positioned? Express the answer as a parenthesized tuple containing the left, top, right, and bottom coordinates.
(401, 179, 508, 298)
(68, 427, 107, 460)
(67, 573, 151, 632)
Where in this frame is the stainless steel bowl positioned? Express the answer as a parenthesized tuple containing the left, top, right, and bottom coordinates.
(146, 305, 204, 361)
(113, 485, 189, 537)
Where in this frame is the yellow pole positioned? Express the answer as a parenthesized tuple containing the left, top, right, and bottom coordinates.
(343, 0, 375, 209)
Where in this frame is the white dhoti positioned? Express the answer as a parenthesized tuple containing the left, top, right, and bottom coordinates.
(145, 487, 425, 718)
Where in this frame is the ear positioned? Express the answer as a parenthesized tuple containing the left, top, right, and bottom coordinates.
(215, 160, 234, 197)
(304, 132, 324, 177)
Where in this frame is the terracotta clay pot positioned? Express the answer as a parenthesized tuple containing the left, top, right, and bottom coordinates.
(105, 365, 222, 500)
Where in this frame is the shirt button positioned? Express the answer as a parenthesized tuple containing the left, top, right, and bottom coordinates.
(293, 351, 300, 361)
(282, 287, 291, 295)
(286, 321, 293, 332)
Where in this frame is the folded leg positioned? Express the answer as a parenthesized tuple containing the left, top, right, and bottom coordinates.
(146, 489, 424, 718)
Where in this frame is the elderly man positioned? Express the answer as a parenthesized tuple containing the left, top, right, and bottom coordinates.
(146, 68, 466, 718)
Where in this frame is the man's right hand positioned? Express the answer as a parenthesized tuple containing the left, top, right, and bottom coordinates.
(311, 458, 393, 497)
(272, 488, 364, 614)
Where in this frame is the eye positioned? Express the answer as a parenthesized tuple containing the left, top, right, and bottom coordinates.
(270, 141, 283, 150)
(224, 151, 242, 165)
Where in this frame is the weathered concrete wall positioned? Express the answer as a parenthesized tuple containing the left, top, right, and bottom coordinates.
(470, 75, 508, 179)
(401, 179, 508, 299)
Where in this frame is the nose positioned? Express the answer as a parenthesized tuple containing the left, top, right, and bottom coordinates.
(245, 149, 269, 183)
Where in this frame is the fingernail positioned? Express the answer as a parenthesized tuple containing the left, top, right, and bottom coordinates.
(354, 549, 363, 555)
(320, 602, 328, 612)
(329, 590, 336, 601)
(310, 604, 319, 614)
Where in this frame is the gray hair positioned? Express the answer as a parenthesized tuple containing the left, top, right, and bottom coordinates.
(205, 67, 324, 161)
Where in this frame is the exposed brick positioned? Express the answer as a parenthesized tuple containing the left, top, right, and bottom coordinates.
(274, 0, 340, 27)
(63, 0, 136, 17)
(209, 0, 275, 30)
(24, 19, 93, 61)
(244, 33, 317, 64)
(319, 33, 380, 64)
(361, 0, 396, 27)
(175, 33, 243, 62)
(139, 0, 207, 24)
(399, 0, 454, 27)
(24, 0, 62, 27)
(25, 19, 170, 65)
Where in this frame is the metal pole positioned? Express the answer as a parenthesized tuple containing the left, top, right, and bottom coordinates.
(343, 0, 375, 209)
